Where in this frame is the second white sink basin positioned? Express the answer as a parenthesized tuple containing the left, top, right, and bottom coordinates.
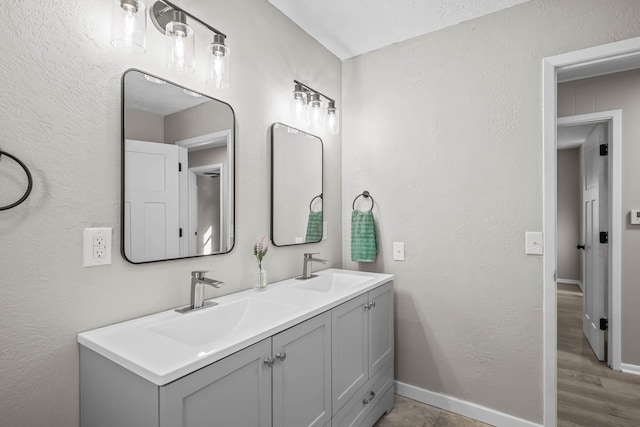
(148, 298, 299, 347)
(294, 272, 374, 293)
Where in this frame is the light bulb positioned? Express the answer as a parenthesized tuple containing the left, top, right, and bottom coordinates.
(111, 0, 146, 53)
(325, 100, 340, 135)
(207, 34, 230, 88)
(292, 85, 307, 122)
(165, 13, 194, 73)
(308, 93, 323, 130)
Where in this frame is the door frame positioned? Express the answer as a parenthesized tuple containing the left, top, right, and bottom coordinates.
(557, 111, 622, 367)
(542, 38, 638, 426)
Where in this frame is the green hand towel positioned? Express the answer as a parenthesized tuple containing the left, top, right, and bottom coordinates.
(305, 210, 323, 243)
(351, 210, 378, 262)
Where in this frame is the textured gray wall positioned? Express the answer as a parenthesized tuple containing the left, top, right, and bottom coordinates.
(0, 0, 341, 425)
(558, 68, 640, 367)
(557, 148, 581, 282)
(342, 0, 640, 423)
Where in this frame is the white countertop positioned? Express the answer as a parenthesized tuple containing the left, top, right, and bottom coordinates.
(78, 268, 393, 385)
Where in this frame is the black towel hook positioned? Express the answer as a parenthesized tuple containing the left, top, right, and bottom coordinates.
(309, 193, 323, 212)
(0, 150, 33, 211)
(352, 191, 374, 211)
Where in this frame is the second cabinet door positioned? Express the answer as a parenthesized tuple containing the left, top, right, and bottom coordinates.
(332, 293, 368, 414)
(368, 282, 394, 377)
(272, 311, 332, 427)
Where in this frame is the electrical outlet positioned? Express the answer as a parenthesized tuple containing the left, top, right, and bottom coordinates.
(84, 228, 112, 267)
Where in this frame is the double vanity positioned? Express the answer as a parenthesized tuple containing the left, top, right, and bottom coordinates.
(79, 269, 394, 427)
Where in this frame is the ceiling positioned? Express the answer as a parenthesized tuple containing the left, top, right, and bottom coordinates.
(268, 0, 532, 60)
(557, 123, 598, 150)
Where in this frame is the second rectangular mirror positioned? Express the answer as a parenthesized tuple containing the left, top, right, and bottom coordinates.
(271, 123, 323, 246)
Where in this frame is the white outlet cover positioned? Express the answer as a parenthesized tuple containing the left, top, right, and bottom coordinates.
(83, 227, 112, 267)
(393, 242, 405, 261)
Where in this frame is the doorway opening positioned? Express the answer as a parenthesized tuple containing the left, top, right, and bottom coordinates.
(543, 38, 640, 426)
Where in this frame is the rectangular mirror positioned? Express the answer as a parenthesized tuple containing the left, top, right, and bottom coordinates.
(122, 69, 235, 263)
(271, 123, 323, 246)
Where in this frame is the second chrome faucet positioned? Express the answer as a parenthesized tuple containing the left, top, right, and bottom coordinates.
(298, 253, 328, 280)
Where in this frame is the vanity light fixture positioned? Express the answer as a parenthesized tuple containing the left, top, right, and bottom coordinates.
(291, 80, 339, 135)
(111, 0, 147, 53)
(112, 0, 231, 87)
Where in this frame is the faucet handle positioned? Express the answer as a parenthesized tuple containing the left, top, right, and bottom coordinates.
(304, 253, 319, 258)
(191, 270, 210, 279)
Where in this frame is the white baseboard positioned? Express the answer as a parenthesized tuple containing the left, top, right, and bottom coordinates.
(557, 278, 583, 291)
(621, 363, 640, 376)
(395, 381, 542, 427)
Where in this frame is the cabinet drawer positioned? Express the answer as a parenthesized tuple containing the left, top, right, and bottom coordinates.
(358, 386, 394, 427)
(333, 362, 393, 427)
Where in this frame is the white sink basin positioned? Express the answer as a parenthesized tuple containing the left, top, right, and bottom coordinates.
(294, 272, 374, 293)
(148, 298, 299, 347)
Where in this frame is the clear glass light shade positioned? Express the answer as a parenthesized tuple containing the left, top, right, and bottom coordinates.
(325, 104, 340, 135)
(207, 38, 230, 88)
(111, 0, 146, 53)
(165, 20, 195, 73)
(308, 94, 323, 130)
(292, 85, 307, 122)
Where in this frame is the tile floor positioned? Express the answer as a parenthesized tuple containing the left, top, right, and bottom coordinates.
(374, 395, 491, 427)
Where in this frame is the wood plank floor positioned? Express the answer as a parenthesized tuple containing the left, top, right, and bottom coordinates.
(557, 283, 640, 426)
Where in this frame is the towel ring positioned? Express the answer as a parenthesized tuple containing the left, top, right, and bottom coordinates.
(309, 194, 323, 212)
(0, 150, 33, 211)
(352, 191, 374, 211)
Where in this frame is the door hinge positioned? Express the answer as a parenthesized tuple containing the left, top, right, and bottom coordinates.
(600, 144, 609, 156)
(179, 228, 183, 238)
(600, 318, 608, 331)
(178, 162, 182, 172)
(600, 231, 608, 244)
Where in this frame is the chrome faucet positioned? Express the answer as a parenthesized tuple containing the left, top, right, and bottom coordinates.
(299, 253, 328, 280)
(176, 270, 224, 313)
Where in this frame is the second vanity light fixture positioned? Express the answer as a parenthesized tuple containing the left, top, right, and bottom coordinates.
(111, 0, 230, 88)
(292, 80, 340, 135)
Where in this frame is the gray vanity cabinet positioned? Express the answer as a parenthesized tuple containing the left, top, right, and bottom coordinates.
(272, 311, 332, 427)
(331, 281, 394, 426)
(160, 338, 272, 427)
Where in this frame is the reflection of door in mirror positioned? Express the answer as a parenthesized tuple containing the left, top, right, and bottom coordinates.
(271, 123, 323, 246)
(122, 70, 235, 263)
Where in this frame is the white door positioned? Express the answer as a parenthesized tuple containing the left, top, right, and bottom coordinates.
(124, 140, 180, 262)
(582, 124, 608, 361)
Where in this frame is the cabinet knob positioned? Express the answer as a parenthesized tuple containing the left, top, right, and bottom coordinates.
(364, 303, 370, 310)
(264, 357, 275, 367)
(370, 301, 376, 308)
(275, 352, 287, 361)
(363, 391, 376, 404)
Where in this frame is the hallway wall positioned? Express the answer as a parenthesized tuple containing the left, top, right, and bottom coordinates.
(557, 148, 582, 282)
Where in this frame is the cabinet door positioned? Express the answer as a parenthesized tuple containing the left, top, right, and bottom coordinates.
(332, 293, 368, 414)
(368, 282, 394, 377)
(272, 312, 332, 427)
(160, 338, 272, 427)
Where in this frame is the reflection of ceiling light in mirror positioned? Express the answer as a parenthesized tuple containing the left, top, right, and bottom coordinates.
(111, 0, 146, 54)
(183, 89, 202, 97)
(144, 74, 166, 84)
(286, 127, 299, 134)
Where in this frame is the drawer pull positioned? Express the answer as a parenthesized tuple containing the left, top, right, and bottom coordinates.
(363, 391, 375, 404)
(264, 357, 275, 367)
(276, 352, 287, 361)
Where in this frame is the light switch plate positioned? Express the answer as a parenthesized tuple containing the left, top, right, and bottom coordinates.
(631, 210, 640, 225)
(83, 227, 112, 267)
(525, 232, 543, 255)
(393, 242, 405, 261)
